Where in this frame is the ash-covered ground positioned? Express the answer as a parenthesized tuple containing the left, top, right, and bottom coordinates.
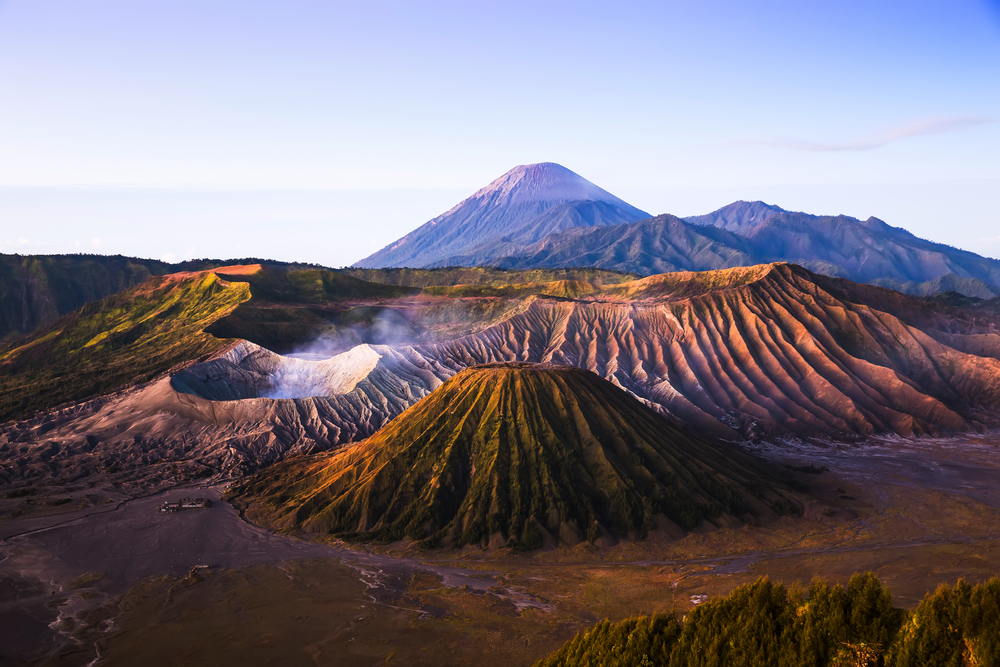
(4, 434, 1000, 665)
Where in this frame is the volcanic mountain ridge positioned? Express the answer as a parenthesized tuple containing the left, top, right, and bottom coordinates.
(488, 210, 1000, 299)
(232, 363, 799, 549)
(4, 262, 1000, 508)
(355, 163, 650, 269)
(354, 162, 1000, 297)
(169, 262, 1000, 445)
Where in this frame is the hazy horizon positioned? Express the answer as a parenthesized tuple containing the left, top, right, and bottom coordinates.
(3, 178, 998, 266)
(2, 0, 998, 265)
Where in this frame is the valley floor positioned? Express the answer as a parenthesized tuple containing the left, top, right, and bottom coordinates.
(3, 434, 1000, 666)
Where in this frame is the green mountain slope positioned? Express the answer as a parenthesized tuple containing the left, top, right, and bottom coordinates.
(233, 363, 797, 549)
(0, 253, 333, 341)
(202, 267, 420, 352)
(0, 263, 428, 420)
(0, 272, 250, 421)
(0, 254, 170, 341)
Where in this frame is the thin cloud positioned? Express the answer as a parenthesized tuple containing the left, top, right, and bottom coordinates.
(739, 116, 994, 152)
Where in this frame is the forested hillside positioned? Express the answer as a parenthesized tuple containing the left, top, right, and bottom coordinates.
(537, 575, 1000, 667)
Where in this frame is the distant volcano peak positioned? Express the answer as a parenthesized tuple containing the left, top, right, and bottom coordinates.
(467, 162, 627, 207)
(354, 162, 649, 269)
(685, 200, 787, 233)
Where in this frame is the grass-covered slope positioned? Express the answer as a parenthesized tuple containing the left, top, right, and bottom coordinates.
(208, 267, 637, 354)
(234, 363, 797, 549)
(0, 253, 333, 341)
(0, 254, 170, 341)
(203, 267, 419, 352)
(0, 272, 250, 421)
(602, 263, 781, 300)
(218, 266, 416, 304)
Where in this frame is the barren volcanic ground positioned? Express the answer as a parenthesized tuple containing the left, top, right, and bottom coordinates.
(4, 434, 1000, 666)
(2, 262, 1000, 665)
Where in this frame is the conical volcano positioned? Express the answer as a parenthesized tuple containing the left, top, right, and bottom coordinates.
(235, 363, 797, 549)
(354, 163, 649, 269)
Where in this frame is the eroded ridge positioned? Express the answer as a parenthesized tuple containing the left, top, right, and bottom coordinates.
(415, 264, 1000, 438)
(5, 263, 1000, 498)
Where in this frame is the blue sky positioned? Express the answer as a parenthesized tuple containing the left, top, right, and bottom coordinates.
(1, 0, 998, 265)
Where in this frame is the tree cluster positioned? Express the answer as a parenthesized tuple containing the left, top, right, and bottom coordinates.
(537, 574, 1000, 667)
